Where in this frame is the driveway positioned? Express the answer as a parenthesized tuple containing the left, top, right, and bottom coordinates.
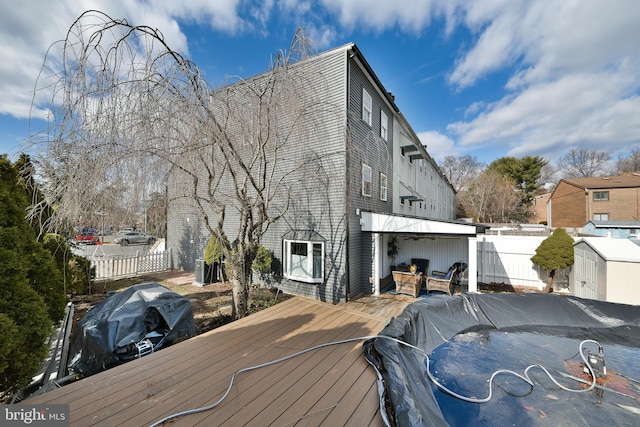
(72, 241, 155, 258)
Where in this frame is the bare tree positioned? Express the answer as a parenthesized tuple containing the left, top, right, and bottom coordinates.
(439, 155, 482, 192)
(612, 147, 640, 174)
(557, 147, 611, 178)
(459, 169, 520, 223)
(538, 162, 557, 190)
(28, 11, 335, 318)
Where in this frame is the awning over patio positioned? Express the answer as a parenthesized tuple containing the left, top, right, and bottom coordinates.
(359, 212, 480, 295)
(359, 211, 479, 236)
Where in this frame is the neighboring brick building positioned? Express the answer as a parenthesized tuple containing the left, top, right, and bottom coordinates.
(548, 173, 640, 228)
(530, 192, 550, 224)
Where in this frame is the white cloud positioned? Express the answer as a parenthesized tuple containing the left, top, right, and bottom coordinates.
(448, 64, 640, 160)
(442, 0, 640, 161)
(417, 130, 455, 162)
(0, 0, 254, 120)
(448, 0, 640, 89)
(319, 0, 442, 34)
(1, 0, 639, 164)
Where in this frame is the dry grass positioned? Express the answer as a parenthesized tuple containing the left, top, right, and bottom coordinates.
(72, 272, 291, 334)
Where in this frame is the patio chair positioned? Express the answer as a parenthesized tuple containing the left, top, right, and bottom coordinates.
(426, 264, 458, 295)
(392, 271, 423, 297)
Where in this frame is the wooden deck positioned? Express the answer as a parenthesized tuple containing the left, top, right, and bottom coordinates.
(27, 295, 412, 426)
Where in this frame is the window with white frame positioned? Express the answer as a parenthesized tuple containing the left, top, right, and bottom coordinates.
(594, 213, 609, 221)
(380, 173, 388, 201)
(362, 88, 372, 126)
(593, 191, 609, 201)
(362, 164, 372, 196)
(283, 240, 324, 283)
(380, 110, 388, 140)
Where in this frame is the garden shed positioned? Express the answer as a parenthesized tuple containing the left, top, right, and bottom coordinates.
(572, 237, 640, 305)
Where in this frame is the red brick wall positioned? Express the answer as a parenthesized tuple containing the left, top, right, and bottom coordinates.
(551, 183, 640, 227)
(550, 182, 587, 227)
(589, 187, 640, 222)
(530, 193, 550, 224)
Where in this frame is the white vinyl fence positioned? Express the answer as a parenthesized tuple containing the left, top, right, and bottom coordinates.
(477, 235, 549, 289)
(89, 249, 172, 280)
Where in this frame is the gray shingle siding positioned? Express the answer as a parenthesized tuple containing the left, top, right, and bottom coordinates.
(167, 46, 352, 303)
(345, 55, 395, 297)
(166, 43, 453, 302)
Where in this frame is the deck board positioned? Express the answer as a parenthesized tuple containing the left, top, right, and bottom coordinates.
(26, 295, 411, 426)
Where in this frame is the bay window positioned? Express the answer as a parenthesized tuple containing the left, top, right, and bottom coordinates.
(283, 239, 324, 283)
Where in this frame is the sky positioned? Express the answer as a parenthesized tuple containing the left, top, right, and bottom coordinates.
(1, 0, 639, 167)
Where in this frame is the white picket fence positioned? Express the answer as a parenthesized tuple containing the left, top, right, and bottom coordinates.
(89, 249, 172, 280)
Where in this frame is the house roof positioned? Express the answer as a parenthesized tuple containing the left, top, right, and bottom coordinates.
(574, 237, 640, 262)
(559, 173, 640, 190)
(585, 220, 640, 229)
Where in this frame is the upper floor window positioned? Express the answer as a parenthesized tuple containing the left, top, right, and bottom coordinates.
(380, 110, 388, 140)
(593, 191, 609, 201)
(594, 213, 609, 221)
(362, 88, 372, 126)
(362, 164, 372, 197)
(380, 173, 388, 201)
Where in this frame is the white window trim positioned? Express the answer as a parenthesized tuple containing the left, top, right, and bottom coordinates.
(362, 164, 372, 197)
(283, 240, 324, 284)
(362, 88, 372, 126)
(380, 110, 388, 140)
(380, 173, 388, 201)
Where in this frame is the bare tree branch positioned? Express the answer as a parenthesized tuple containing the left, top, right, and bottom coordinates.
(27, 11, 340, 318)
(557, 147, 611, 178)
(439, 155, 483, 192)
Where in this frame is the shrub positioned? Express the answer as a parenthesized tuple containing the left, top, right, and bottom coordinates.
(204, 231, 229, 266)
(531, 227, 574, 292)
(252, 245, 273, 274)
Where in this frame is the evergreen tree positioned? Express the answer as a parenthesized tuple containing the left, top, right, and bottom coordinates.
(0, 155, 65, 395)
(489, 155, 547, 221)
(531, 228, 574, 292)
(42, 233, 94, 295)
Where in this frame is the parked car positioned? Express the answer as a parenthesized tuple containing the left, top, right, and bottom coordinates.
(114, 232, 156, 246)
(74, 232, 99, 245)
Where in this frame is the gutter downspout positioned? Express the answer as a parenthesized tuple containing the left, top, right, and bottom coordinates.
(585, 188, 590, 223)
(344, 49, 352, 301)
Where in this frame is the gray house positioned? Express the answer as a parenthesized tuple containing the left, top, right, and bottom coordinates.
(166, 43, 480, 303)
(582, 220, 640, 239)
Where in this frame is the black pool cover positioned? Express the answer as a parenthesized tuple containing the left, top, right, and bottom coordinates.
(68, 282, 196, 377)
(363, 293, 640, 427)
